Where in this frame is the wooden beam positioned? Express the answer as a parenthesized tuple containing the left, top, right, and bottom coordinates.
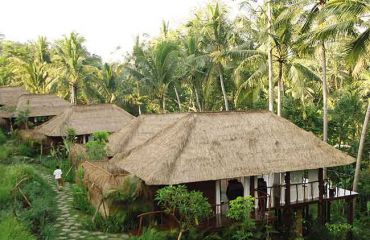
(318, 168, 324, 223)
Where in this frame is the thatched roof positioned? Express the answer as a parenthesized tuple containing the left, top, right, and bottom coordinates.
(108, 113, 186, 156)
(36, 104, 134, 136)
(0, 87, 28, 107)
(15, 94, 71, 117)
(0, 87, 29, 119)
(110, 111, 355, 185)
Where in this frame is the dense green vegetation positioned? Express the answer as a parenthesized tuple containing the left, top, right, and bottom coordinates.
(0, 131, 57, 240)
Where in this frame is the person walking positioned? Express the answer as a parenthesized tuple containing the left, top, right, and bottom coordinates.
(53, 166, 63, 191)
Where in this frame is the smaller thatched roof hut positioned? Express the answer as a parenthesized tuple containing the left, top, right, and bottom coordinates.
(0, 87, 29, 119)
(0, 87, 29, 107)
(109, 111, 355, 185)
(36, 104, 134, 137)
(15, 94, 71, 118)
(81, 161, 136, 216)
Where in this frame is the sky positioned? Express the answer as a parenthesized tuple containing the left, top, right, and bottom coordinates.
(0, 0, 241, 62)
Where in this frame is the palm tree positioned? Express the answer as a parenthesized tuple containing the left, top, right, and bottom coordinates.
(127, 40, 180, 112)
(53, 32, 93, 104)
(95, 63, 122, 103)
(8, 37, 54, 94)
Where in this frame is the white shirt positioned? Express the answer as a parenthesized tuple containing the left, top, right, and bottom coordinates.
(53, 169, 62, 179)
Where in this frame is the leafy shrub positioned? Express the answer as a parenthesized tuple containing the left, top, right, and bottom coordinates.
(18, 142, 37, 157)
(326, 223, 352, 240)
(129, 228, 171, 240)
(0, 216, 36, 240)
(0, 129, 7, 145)
(65, 128, 77, 143)
(86, 140, 107, 160)
(71, 184, 93, 213)
(155, 185, 212, 240)
(227, 196, 256, 240)
(92, 131, 109, 143)
(0, 145, 10, 162)
(85, 131, 109, 161)
(15, 108, 30, 129)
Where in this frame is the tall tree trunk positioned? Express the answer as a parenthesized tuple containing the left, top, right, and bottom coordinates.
(267, 0, 274, 112)
(174, 86, 182, 112)
(162, 95, 166, 113)
(277, 60, 283, 116)
(138, 105, 142, 115)
(194, 87, 202, 112)
(177, 230, 184, 240)
(70, 84, 77, 105)
(353, 99, 370, 192)
(218, 65, 229, 111)
(321, 42, 328, 178)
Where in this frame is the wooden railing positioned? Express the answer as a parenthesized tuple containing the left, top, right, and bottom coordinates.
(253, 180, 355, 208)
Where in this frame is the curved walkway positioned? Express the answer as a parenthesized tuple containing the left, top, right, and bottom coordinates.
(42, 173, 128, 240)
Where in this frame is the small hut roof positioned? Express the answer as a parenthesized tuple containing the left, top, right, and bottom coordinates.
(15, 94, 71, 117)
(0, 87, 29, 118)
(0, 87, 28, 106)
(110, 111, 355, 185)
(36, 104, 134, 136)
(107, 113, 186, 156)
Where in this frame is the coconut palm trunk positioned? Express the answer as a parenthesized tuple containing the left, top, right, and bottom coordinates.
(174, 86, 182, 111)
(277, 61, 283, 116)
(218, 65, 229, 111)
(194, 87, 202, 112)
(70, 84, 77, 104)
(162, 95, 166, 113)
(353, 98, 370, 192)
(320, 42, 328, 178)
(267, 0, 274, 112)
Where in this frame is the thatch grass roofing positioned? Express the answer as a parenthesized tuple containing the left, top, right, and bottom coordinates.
(36, 104, 134, 136)
(15, 94, 71, 117)
(107, 113, 186, 156)
(109, 111, 355, 185)
(0, 87, 28, 107)
(0, 87, 29, 118)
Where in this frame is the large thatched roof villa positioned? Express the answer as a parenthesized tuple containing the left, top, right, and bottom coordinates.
(36, 104, 134, 143)
(106, 111, 357, 232)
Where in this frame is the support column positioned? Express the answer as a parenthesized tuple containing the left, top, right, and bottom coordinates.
(347, 197, 354, 240)
(243, 177, 250, 197)
(318, 168, 324, 224)
(215, 180, 221, 227)
(250, 176, 256, 217)
(283, 172, 291, 235)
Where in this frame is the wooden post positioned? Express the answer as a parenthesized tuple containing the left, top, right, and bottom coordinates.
(215, 180, 221, 227)
(347, 197, 354, 240)
(318, 168, 324, 223)
(284, 172, 291, 205)
(283, 172, 291, 234)
(250, 176, 255, 198)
